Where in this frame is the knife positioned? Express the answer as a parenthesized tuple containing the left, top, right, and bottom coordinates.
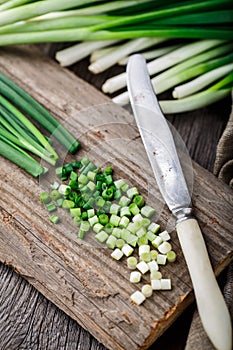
(126, 54, 232, 350)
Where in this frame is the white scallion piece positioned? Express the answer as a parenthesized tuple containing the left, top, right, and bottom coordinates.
(141, 205, 155, 218)
(167, 250, 177, 263)
(158, 241, 172, 254)
(157, 254, 167, 265)
(147, 260, 159, 272)
(146, 231, 156, 242)
(139, 244, 150, 256)
(114, 179, 125, 189)
(126, 186, 139, 199)
(120, 206, 131, 217)
(150, 271, 162, 280)
(118, 196, 131, 207)
(140, 252, 151, 262)
(127, 222, 138, 234)
(127, 256, 137, 270)
(152, 236, 163, 248)
(110, 214, 121, 226)
(111, 248, 123, 261)
(159, 230, 171, 241)
(130, 271, 141, 283)
(136, 227, 146, 238)
(122, 244, 134, 257)
(93, 223, 104, 233)
(130, 291, 146, 305)
(88, 215, 99, 227)
(106, 235, 117, 249)
(51, 181, 60, 190)
(87, 208, 95, 218)
(95, 231, 108, 243)
(56, 39, 119, 67)
(132, 213, 144, 223)
(58, 184, 70, 195)
(110, 203, 120, 215)
(112, 227, 122, 238)
(119, 216, 130, 228)
(141, 284, 153, 298)
(148, 222, 160, 234)
(116, 239, 125, 249)
(151, 279, 161, 290)
(136, 260, 149, 274)
(150, 250, 158, 260)
(161, 279, 172, 290)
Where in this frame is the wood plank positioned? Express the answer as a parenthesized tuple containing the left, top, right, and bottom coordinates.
(0, 45, 232, 350)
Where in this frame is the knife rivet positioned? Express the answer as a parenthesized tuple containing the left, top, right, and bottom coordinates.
(174, 207, 193, 223)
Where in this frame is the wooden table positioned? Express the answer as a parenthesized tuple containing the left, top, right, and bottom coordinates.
(0, 45, 231, 350)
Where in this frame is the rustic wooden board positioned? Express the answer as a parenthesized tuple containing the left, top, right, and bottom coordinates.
(0, 45, 232, 350)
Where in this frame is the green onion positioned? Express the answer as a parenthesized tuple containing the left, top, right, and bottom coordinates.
(111, 248, 123, 260)
(141, 205, 155, 218)
(133, 195, 145, 208)
(127, 256, 137, 270)
(80, 220, 90, 232)
(106, 235, 117, 249)
(173, 63, 233, 99)
(0, 0, 36, 12)
(50, 214, 60, 224)
(0, 112, 56, 166)
(0, 0, 99, 26)
(167, 251, 177, 263)
(160, 88, 231, 114)
(46, 202, 57, 212)
(0, 73, 80, 154)
(115, 238, 125, 249)
(95, 230, 108, 243)
(141, 284, 153, 298)
(40, 191, 51, 203)
(39, 155, 180, 306)
(130, 290, 145, 305)
(0, 93, 58, 164)
(105, 39, 226, 94)
(0, 137, 46, 177)
(130, 271, 141, 283)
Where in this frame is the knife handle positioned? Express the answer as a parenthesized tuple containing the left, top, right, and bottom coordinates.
(176, 218, 232, 350)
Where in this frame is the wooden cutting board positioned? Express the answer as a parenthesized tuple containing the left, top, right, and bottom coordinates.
(0, 45, 232, 350)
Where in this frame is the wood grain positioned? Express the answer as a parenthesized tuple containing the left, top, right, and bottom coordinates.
(0, 45, 232, 350)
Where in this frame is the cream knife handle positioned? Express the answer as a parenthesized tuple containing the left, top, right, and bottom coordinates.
(176, 218, 232, 350)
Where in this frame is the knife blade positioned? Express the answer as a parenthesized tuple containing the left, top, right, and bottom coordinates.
(126, 54, 232, 350)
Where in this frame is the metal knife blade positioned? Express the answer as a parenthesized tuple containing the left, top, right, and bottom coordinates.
(126, 54, 232, 350)
(126, 54, 191, 217)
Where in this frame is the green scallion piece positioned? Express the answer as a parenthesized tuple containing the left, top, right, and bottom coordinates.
(50, 214, 60, 224)
(98, 213, 109, 225)
(106, 235, 117, 249)
(40, 191, 51, 204)
(95, 230, 109, 243)
(46, 202, 57, 212)
(62, 199, 75, 209)
(51, 189, 61, 200)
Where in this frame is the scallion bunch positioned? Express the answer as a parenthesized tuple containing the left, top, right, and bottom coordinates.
(0, 73, 80, 177)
